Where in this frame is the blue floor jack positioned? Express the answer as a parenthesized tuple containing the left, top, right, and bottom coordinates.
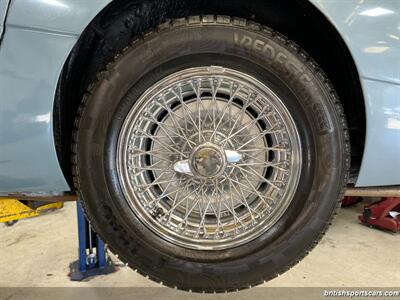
(69, 202, 116, 280)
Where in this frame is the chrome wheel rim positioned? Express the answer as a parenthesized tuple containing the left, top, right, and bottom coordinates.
(117, 66, 301, 250)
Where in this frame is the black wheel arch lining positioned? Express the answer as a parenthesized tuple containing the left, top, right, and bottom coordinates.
(54, 0, 365, 190)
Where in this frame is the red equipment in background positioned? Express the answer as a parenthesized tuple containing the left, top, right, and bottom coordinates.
(358, 197, 400, 233)
(341, 196, 362, 207)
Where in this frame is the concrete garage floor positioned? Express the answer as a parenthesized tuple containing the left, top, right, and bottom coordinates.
(0, 201, 399, 289)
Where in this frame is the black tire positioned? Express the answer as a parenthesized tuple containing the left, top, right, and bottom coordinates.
(72, 16, 350, 292)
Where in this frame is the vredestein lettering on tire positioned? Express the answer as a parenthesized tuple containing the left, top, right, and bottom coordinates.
(233, 31, 333, 134)
(72, 16, 349, 293)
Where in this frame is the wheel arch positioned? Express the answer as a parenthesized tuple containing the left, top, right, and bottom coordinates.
(54, 0, 366, 189)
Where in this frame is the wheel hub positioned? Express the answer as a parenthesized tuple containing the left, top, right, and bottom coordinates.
(190, 143, 226, 178)
(173, 143, 242, 178)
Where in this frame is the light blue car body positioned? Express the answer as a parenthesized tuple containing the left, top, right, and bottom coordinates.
(0, 0, 399, 195)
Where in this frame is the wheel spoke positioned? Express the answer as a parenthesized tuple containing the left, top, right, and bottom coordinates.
(220, 106, 271, 144)
(170, 85, 203, 138)
(209, 83, 241, 141)
(156, 95, 199, 147)
(225, 175, 258, 221)
(228, 174, 275, 211)
(142, 113, 193, 147)
(134, 128, 188, 157)
(234, 164, 282, 191)
(222, 92, 261, 147)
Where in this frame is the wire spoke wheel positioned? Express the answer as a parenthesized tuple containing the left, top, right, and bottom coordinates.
(117, 67, 301, 250)
(75, 16, 349, 291)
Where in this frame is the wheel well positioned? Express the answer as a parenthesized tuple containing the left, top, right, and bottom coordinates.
(54, 0, 365, 189)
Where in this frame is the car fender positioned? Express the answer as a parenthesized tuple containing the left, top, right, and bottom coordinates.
(0, 0, 399, 195)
